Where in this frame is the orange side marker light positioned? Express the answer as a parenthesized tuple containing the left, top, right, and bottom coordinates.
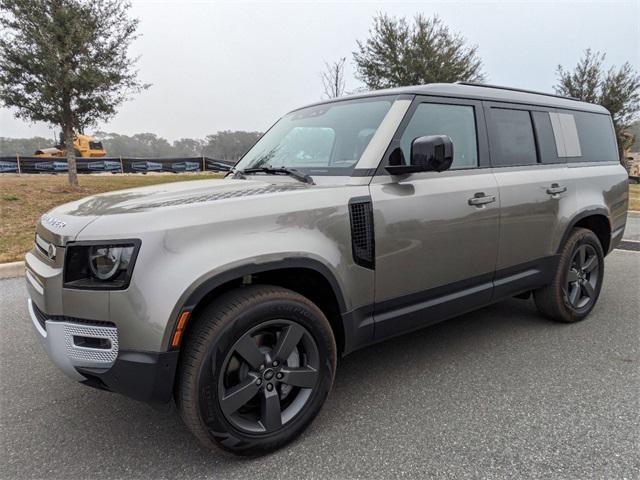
(171, 311, 191, 348)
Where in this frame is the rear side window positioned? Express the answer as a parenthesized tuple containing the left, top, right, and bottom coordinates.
(549, 111, 618, 162)
(490, 108, 538, 166)
(573, 111, 618, 162)
(399, 103, 478, 169)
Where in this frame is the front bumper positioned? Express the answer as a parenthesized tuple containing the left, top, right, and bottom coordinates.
(28, 298, 179, 403)
(28, 298, 118, 380)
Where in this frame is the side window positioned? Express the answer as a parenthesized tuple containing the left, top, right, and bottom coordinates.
(399, 103, 478, 169)
(573, 111, 618, 162)
(490, 108, 538, 166)
(532, 111, 561, 163)
(548, 111, 618, 162)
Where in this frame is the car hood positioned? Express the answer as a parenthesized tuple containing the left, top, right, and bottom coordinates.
(38, 177, 310, 243)
(56, 178, 310, 216)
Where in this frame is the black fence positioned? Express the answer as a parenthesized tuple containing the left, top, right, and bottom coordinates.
(0, 156, 236, 174)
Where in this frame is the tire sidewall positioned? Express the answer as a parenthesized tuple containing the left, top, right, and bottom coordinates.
(192, 292, 335, 455)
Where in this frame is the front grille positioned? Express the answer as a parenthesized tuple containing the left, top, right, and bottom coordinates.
(349, 197, 375, 269)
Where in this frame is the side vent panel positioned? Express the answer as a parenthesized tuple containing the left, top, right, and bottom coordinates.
(349, 197, 375, 269)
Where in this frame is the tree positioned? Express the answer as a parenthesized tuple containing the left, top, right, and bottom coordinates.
(173, 138, 204, 157)
(0, 136, 54, 156)
(321, 57, 346, 99)
(0, 0, 148, 186)
(353, 14, 484, 90)
(555, 49, 640, 159)
(202, 131, 262, 161)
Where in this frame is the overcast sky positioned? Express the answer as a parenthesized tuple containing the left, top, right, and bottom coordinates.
(1, 0, 639, 140)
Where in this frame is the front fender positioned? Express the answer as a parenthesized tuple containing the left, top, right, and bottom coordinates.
(160, 254, 350, 351)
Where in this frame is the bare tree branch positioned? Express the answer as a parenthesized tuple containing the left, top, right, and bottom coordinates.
(321, 57, 346, 99)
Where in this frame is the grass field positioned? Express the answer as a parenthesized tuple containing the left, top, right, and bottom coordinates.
(0, 175, 639, 264)
(0, 173, 223, 263)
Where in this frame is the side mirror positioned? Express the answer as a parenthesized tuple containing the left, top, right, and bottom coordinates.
(385, 135, 454, 175)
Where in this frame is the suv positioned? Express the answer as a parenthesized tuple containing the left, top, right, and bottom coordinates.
(26, 83, 628, 455)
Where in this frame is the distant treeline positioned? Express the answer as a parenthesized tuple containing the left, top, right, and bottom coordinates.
(0, 130, 263, 160)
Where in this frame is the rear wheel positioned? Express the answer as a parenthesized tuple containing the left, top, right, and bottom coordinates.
(534, 227, 604, 323)
(176, 285, 336, 455)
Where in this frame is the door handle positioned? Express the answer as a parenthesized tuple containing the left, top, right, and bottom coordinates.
(468, 192, 496, 206)
(546, 183, 567, 195)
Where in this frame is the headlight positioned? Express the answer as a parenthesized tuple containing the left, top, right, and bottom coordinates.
(64, 240, 140, 290)
(89, 246, 129, 280)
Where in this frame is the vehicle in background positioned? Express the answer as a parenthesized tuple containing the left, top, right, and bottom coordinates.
(33, 133, 106, 158)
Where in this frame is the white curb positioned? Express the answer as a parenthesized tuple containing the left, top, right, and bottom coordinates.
(0, 261, 25, 279)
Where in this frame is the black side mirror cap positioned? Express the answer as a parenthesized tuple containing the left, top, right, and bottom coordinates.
(385, 135, 454, 175)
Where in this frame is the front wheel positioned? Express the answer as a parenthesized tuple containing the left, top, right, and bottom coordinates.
(176, 285, 336, 455)
(534, 227, 605, 323)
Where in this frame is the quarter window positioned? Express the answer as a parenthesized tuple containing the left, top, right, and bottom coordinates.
(399, 103, 478, 169)
(573, 111, 618, 162)
(548, 111, 617, 162)
(490, 108, 538, 166)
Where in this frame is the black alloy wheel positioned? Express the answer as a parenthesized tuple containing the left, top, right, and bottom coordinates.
(564, 243, 600, 310)
(217, 319, 320, 434)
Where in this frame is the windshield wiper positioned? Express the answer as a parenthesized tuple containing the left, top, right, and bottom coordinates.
(238, 166, 315, 185)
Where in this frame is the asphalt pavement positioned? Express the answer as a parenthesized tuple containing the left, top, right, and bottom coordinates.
(623, 211, 640, 242)
(1, 249, 639, 479)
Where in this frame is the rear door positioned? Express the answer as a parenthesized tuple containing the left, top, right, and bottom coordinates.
(484, 102, 576, 296)
(370, 96, 500, 340)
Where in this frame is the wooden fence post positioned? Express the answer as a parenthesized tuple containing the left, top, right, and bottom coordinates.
(119, 156, 124, 174)
(16, 154, 21, 174)
(202, 156, 205, 172)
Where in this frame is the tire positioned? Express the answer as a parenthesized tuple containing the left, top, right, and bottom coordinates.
(175, 285, 337, 456)
(534, 227, 605, 323)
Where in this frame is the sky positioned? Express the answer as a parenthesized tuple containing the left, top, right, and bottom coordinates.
(1, 0, 639, 141)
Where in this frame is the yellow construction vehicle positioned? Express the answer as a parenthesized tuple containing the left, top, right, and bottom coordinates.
(34, 133, 106, 158)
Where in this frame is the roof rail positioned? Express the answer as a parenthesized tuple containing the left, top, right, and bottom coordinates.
(456, 82, 581, 102)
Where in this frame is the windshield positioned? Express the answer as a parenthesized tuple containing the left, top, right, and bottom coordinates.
(235, 96, 396, 176)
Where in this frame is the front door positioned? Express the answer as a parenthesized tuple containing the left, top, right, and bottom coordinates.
(369, 96, 500, 340)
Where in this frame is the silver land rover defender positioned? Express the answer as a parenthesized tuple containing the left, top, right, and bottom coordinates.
(25, 83, 628, 455)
